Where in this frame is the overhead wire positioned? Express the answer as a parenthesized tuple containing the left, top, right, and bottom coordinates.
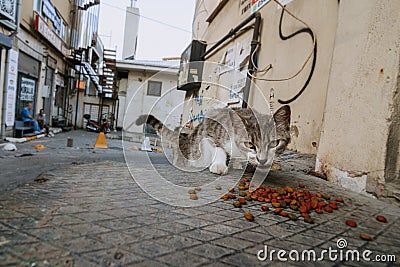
(101, 1, 192, 34)
(248, 0, 316, 82)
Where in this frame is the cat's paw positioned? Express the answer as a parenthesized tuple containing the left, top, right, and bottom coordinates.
(209, 162, 228, 175)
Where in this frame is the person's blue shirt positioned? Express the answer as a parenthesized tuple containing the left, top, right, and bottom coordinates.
(21, 107, 31, 122)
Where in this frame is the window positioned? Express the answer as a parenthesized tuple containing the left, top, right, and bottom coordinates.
(147, 81, 162, 96)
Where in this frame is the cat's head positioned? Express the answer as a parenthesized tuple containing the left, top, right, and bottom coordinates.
(236, 105, 291, 167)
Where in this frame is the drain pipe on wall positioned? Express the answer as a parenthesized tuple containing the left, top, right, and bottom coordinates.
(1, 0, 22, 140)
(242, 12, 261, 108)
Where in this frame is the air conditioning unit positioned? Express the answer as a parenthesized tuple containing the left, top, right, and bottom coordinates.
(0, 0, 16, 22)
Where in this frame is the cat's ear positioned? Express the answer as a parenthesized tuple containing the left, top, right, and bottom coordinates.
(273, 105, 291, 129)
(235, 109, 255, 126)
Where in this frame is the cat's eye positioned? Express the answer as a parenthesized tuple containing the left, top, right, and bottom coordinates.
(269, 140, 280, 148)
(245, 142, 256, 149)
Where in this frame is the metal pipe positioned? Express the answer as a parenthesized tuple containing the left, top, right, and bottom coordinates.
(242, 12, 261, 108)
(10, 0, 22, 37)
(1, 50, 10, 140)
(74, 51, 83, 129)
(201, 12, 259, 60)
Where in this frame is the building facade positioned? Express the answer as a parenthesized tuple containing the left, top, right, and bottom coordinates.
(182, 0, 400, 199)
(116, 59, 185, 140)
(0, 0, 105, 137)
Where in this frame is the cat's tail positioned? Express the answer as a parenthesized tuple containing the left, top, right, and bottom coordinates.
(135, 114, 176, 141)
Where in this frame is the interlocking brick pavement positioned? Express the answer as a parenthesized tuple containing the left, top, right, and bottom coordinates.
(0, 147, 399, 266)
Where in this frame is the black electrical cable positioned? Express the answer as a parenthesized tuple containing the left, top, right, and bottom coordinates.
(277, 7, 317, 104)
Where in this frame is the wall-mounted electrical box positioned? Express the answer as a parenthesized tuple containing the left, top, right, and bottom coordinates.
(177, 40, 206, 91)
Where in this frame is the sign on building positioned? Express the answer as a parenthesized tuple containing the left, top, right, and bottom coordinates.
(5, 50, 18, 127)
(20, 77, 36, 101)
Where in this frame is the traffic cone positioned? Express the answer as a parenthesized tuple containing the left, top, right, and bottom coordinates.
(94, 132, 108, 148)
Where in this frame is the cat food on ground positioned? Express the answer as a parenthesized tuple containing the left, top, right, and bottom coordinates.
(244, 212, 254, 221)
(288, 214, 298, 221)
(336, 197, 344, 203)
(345, 220, 357, 227)
(261, 205, 269, 211)
(233, 201, 242, 208)
(359, 234, 372, 241)
(194, 186, 201, 191)
(280, 211, 288, 217)
(304, 216, 315, 224)
(299, 183, 305, 188)
(239, 191, 247, 197)
(189, 194, 198, 200)
(238, 198, 247, 205)
(188, 189, 196, 194)
(376, 216, 387, 223)
(273, 208, 283, 215)
(215, 185, 222, 190)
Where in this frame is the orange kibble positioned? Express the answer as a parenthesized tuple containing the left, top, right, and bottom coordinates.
(345, 220, 357, 227)
(329, 203, 338, 210)
(376, 216, 387, 223)
(324, 206, 333, 213)
(244, 212, 254, 221)
(315, 208, 323, 214)
(280, 211, 288, 217)
(299, 206, 308, 213)
(336, 197, 344, 203)
(272, 202, 281, 208)
(273, 208, 283, 215)
(261, 205, 269, 211)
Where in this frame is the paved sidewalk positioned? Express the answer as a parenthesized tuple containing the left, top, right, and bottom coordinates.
(0, 149, 399, 266)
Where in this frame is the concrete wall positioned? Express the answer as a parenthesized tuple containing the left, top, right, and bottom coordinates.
(187, 0, 400, 197)
(186, 0, 338, 154)
(118, 69, 185, 135)
(316, 0, 400, 195)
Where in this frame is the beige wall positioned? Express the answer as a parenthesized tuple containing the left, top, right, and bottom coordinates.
(185, 0, 338, 154)
(316, 0, 400, 195)
(187, 0, 400, 197)
(117, 68, 185, 135)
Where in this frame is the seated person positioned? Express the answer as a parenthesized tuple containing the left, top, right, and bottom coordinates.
(36, 109, 49, 135)
(21, 103, 41, 134)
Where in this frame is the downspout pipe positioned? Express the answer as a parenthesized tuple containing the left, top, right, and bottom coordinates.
(1, 0, 22, 140)
(242, 12, 261, 108)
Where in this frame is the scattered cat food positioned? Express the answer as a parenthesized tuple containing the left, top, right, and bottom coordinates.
(233, 201, 242, 208)
(244, 212, 254, 221)
(226, 177, 345, 223)
(272, 202, 281, 208)
(238, 198, 247, 205)
(359, 234, 372, 241)
(228, 194, 236, 199)
(336, 197, 344, 203)
(189, 193, 198, 200)
(376, 216, 387, 223)
(324, 206, 333, 213)
(239, 191, 247, 197)
(345, 220, 357, 227)
(114, 252, 124, 260)
(273, 208, 283, 215)
(194, 186, 201, 191)
(215, 185, 222, 190)
(261, 205, 269, 211)
(304, 216, 315, 224)
(280, 211, 288, 217)
(188, 189, 196, 194)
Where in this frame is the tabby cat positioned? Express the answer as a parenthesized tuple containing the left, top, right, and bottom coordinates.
(136, 105, 291, 175)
